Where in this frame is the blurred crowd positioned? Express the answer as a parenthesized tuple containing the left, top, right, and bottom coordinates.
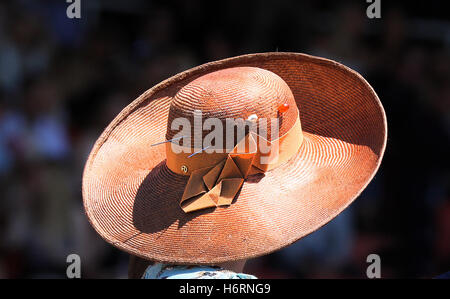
(0, 0, 448, 278)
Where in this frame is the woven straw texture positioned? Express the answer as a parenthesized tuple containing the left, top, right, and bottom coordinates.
(82, 52, 387, 264)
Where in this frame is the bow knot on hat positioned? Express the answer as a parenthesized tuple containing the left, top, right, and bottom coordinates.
(180, 132, 266, 212)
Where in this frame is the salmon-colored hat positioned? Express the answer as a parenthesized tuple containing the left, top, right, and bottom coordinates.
(82, 52, 387, 264)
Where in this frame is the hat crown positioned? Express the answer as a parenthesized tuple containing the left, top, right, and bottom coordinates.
(166, 67, 299, 146)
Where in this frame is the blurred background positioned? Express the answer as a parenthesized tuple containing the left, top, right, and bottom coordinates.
(0, 0, 449, 278)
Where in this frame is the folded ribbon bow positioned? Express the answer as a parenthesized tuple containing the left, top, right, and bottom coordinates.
(180, 133, 272, 213)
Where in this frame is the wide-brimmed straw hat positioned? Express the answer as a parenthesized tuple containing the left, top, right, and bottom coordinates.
(82, 52, 387, 264)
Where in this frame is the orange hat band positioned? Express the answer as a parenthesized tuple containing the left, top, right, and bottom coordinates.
(165, 113, 303, 212)
(166, 113, 303, 176)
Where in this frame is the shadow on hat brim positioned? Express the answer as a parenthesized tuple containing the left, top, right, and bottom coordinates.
(82, 52, 387, 264)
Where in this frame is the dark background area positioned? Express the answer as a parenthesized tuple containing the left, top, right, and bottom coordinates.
(0, 0, 448, 278)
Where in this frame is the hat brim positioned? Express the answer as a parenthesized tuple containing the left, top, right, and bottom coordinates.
(82, 52, 387, 264)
